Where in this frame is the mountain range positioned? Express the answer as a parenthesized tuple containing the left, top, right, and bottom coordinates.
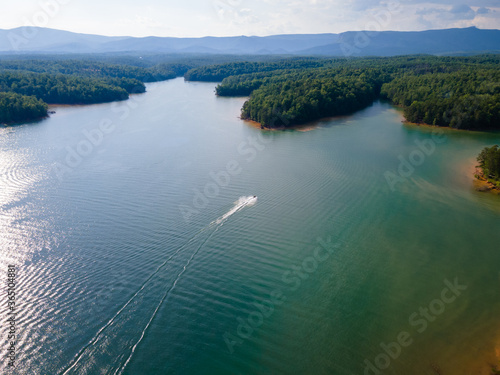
(0, 26, 499, 56)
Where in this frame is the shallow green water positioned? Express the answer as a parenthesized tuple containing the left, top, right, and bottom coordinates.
(1, 78, 499, 375)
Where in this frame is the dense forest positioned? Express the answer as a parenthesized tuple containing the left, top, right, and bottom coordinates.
(0, 72, 132, 104)
(2, 54, 499, 128)
(0, 57, 198, 124)
(240, 68, 384, 127)
(0, 53, 294, 124)
(477, 145, 500, 186)
(0, 59, 191, 82)
(193, 55, 500, 130)
(0, 92, 47, 124)
(184, 59, 327, 82)
(381, 68, 500, 130)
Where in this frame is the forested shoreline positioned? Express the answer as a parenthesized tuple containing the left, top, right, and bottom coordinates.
(0, 55, 225, 124)
(1, 54, 499, 129)
(0, 92, 48, 124)
(0, 54, 297, 124)
(185, 55, 500, 130)
(476, 145, 500, 189)
(0, 58, 183, 124)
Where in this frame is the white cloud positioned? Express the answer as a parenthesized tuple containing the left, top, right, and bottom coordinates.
(0, 0, 498, 37)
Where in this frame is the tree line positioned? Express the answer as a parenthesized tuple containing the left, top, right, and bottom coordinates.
(477, 145, 500, 186)
(241, 69, 384, 127)
(0, 55, 326, 124)
(0, 54, 285, 124)
(0, 92, 47, 124)
(184, 58, 329, 82)
(2, 54, 499, 127)
(0, 58, 194, 124)
(380, 68, 500, 130)
(202, 55, 500, 129)
(0, 59, 184, 82)
(0, 72, 136, 105)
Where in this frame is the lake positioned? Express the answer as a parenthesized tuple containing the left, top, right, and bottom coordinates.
(1, 77, 499, 375)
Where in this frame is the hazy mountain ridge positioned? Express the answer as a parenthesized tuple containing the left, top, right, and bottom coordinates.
(0, 26, 499, 56)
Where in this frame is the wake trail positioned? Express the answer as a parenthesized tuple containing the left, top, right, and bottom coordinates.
(61, 226, 211, 374)
(117, 196, 257, 373)
(62, 196, 257, 374)
(117, 225, 222, 374)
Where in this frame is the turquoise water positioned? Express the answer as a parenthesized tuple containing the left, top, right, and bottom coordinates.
(1, 78, 499, 375)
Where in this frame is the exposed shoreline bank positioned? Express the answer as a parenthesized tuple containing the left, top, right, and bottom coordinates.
(242, 117, 322, 132)
(241, 102, 500, 134)
(474, 168, 500, 194)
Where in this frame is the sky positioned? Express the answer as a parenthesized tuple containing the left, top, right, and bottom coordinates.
(0, 0, 498, 37)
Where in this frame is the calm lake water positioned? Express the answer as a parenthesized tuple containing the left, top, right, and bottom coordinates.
(1, 78, 500, 375)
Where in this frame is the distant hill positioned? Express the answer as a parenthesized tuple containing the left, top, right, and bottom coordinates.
(0, 26, 499, 56)
(302, 27, 500, 56)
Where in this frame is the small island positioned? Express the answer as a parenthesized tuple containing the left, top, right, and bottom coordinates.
(475, 145, 500, 193)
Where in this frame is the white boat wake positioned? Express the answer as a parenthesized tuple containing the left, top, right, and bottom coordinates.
(63, 195, 257, 374)
(214, 196, 257, 225)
